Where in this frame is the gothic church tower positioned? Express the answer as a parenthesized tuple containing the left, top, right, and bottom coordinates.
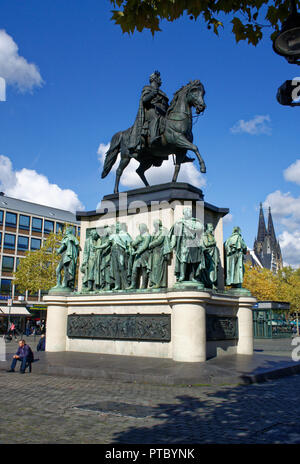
(253, 203, 283, 272)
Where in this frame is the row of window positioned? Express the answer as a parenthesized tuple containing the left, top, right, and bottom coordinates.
(0, 210, 77, 235)
(1, 256, 21, 272)
(0, 232, 41, 251)
(0, 278, 43, 297)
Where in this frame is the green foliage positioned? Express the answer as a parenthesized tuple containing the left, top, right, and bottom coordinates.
(109, 0, 297, 45)
(244, 263, 300, 313)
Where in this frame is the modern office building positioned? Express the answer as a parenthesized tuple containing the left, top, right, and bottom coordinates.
(0, 192, 80, 310)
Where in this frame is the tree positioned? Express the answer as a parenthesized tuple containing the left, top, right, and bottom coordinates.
(243, 263, 300, 315)
(109, 0, 297, 45)
(243, 262, 280, 301)
(13, 226, 80, 295)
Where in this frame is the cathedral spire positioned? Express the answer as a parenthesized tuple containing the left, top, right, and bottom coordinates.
(267, 206, 277, 246)
(257, 202, 267, 242)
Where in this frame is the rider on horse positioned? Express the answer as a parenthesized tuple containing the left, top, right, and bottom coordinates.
(128, 70, 169, 156)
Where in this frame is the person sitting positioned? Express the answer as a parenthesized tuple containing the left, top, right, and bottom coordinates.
(7, 339, 34, 374)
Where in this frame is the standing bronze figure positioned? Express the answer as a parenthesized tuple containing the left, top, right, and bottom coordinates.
(128, 223, 151, 290)
(101, 72, 206, 193)
(169, 207, 205, 283)
(148, 219, 171, 289)
(224, 227, 248, 288)
(54, 227, 80, 291)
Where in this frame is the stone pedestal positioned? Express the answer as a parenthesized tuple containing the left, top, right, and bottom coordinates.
(45, 297, 68, 352)
(43, 290, 256, 362)
(43, 183, 256, 363)
(170, 293, 209, 362)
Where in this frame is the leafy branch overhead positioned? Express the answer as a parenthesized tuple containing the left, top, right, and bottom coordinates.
(109, 0, 298, 45)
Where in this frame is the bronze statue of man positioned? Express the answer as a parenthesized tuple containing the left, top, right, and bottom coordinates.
(80, 229, 101, 292)
(199, 223, 220, 289)
(55, 227, 80, 291)
(169, 207, 204, 283)
(128, 223, 151, 290)
(109, 222, 132, 290)
(224, 226, 247, 287)
(148, 219, 171, 289)
(129, 70, 169, 154)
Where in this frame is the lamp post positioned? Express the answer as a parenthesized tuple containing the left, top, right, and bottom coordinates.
(273, 0, 300, 64)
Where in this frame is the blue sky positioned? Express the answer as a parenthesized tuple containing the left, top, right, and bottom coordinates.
(0, 0, 300, 265)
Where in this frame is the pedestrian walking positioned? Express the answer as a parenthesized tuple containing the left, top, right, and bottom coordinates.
(25, 319, 31, 337)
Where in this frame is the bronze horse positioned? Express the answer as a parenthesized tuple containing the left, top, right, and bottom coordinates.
(101, 80, 206, 194)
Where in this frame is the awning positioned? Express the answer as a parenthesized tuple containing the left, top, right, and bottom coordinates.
(0, 307, 31, 316)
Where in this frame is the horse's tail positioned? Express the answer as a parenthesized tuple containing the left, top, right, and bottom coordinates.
(101, 131, 122, 179)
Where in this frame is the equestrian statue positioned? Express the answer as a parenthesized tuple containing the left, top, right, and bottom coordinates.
(101, 71, 207, 194)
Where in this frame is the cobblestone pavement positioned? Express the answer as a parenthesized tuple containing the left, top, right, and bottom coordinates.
(1, 368, 300, 444)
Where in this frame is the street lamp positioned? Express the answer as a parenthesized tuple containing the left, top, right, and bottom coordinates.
(273, 0, 300, 64)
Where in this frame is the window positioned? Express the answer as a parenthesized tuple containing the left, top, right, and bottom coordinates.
(31, 238, 41, 250)
(0, 279, 12, 296)
(44, 220, 54, 234)
(17, 236, 29, 251)
(19, 215, 30, 230)
(2, 256, 14, 272)
(0, 210, 3, 225)
(32, 217, 42, 232)
(16, 257, 21, 270)
(3, 233, 15, 250)
(78, 227, 81, 237)
(5, 212, 17, 227)
(0, 231, 2, 247)
(56, 222, 64, 233)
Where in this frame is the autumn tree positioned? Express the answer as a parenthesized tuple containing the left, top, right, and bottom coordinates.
(109, 0, 297, 45)
(243, 262, 281, 301)
(244, 263, 300, 315)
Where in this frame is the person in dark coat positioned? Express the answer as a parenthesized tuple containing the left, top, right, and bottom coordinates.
(7, 340, 34, 373)
(37, 334, 46, 351)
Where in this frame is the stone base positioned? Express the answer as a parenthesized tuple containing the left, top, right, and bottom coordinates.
(48, 285, 73, 296)
(44, 289, 256, 363)
(226, 287, 252, 297)
(173, 281, 205, 290)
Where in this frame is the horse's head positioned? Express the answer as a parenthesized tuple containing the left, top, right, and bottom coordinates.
(186, 80, 206, 114)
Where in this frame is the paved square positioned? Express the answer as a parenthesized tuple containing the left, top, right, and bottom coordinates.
(1, 369, 300, 444)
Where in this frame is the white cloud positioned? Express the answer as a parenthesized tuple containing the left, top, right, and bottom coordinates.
(230, 115, 271, 135)
(0, 155, 84, 213)
(223, 213, 233, 224)
(284, 159, 300, 185)
(263, 189, 300, 266)
(264, 190, 300, 231)
(278, 230, 300, 268)
(0, 30, 43, 92)
(97, 143, 206, 190)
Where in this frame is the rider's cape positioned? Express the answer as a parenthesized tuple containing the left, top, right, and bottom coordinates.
(128, 85, 152, 153)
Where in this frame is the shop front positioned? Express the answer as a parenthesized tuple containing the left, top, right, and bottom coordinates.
(0, 305, 32, 334)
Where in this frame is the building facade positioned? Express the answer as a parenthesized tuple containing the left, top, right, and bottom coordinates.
(0, 193, 80, 306)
